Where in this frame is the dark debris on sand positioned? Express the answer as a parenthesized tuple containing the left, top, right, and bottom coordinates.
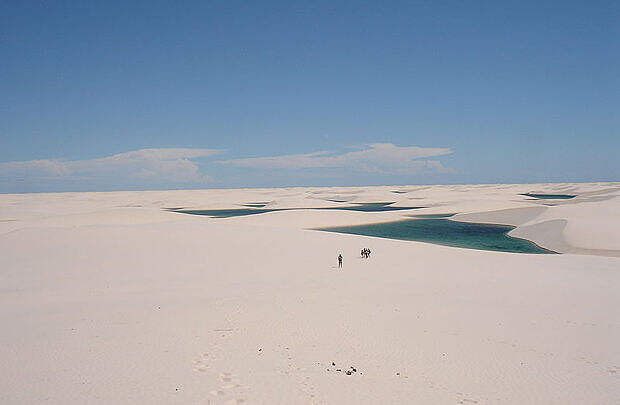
(326, 362, 360, 376)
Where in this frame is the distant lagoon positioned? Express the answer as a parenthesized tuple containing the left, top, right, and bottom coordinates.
(169, 202, 424, 218)
(521, 193, 576, 199)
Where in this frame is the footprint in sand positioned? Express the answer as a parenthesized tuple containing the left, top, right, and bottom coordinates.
(456, 392, 479, 404)
(219, 372, 234, 383)
(208, 372, 245, 403)
(192, 354, 245, 402)
(192, 353, 210, 372)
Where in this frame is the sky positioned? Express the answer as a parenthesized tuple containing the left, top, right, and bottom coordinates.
(1, 0, 618, 193)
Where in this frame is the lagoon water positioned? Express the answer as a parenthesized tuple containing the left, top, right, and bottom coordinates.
(323, 203, 423, 212)
(317, 218, 554, 254)
(521, 193, 576, 199)
(171, 203, 423, 218)
(173, 208, 284, 218)
(410, 213, 456, 219)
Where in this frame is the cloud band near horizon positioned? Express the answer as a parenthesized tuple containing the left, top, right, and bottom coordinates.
(0, 143, 453, 192)
(217, 143, 453, 174)
(0, 148, 221, 184)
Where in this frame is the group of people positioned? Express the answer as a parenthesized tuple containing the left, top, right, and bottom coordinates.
(337, 247, 372, 268)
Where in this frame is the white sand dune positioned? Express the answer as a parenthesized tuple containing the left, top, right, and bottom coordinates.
(0, 182, 619, 404)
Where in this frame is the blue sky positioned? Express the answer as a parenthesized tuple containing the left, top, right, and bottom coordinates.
(1, 0, 618, 193)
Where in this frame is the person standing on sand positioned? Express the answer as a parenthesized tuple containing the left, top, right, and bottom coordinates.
(338, 254, 343, 268)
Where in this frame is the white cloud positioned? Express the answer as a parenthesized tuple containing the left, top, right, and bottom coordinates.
(0, 144, 455, 192)
(0, 148, 221, 184)
(218, 143, 453, 175)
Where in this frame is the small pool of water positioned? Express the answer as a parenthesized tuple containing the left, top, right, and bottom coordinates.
(410, 213, 456, 218)
(521, 193, 576, 199)
(242, 203, 269, 208)
(326, 203, 423, 212)
(173, 208, 284, 218)
(316, 218, 555, 254)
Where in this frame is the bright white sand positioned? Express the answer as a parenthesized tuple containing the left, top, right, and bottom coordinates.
(1, 183, 619, 404)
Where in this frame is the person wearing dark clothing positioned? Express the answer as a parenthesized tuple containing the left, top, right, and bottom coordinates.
(338, 254, 343, 268)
